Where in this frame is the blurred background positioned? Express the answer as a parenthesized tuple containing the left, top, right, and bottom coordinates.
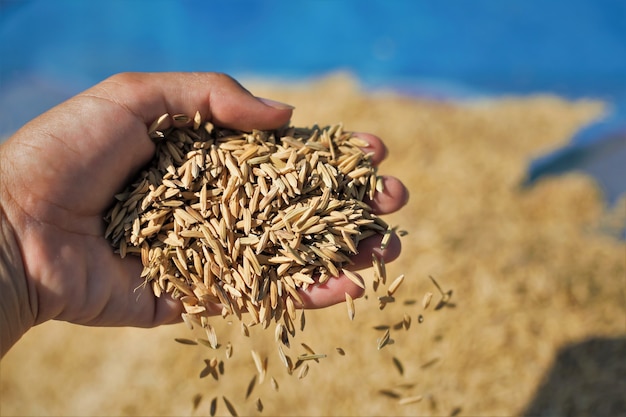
(1, 2, 625, 416)
(1, 0, 625, 203)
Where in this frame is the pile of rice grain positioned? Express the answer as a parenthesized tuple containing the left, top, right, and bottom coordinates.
(104, 113, 396, 369)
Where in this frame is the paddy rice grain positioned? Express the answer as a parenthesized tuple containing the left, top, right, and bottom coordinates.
(104, 112, 408, 414)
(106, 116, 391, 330)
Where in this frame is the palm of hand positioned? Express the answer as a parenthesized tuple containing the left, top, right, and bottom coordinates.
(1, 91, 173, 327)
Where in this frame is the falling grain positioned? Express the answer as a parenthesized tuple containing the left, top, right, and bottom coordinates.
(343, 269, 365, 289)
(205, 324, 218, 349)
(174, 338, 198, 346)
(297, 363, 310, 379)
(403, 313, 412, 330)
(377, 328, 391, 350)
(107, 118, 395, 334)
(380, 226, 393, 250)
(222, 396, 238, 417)
(379, 389, 401, 399)
(209, 397, 217, 417)
(297, 353, 327, 361)
(245, 375, 256, 399)
(422, 292, 434, 309)
(392, 356, 404, 375)
(250, 350, 266, 383)
(372, 253, 387, 285)
(192, 393, 202, 411)
(399, 395, 423, 405)
(270, 376, 279, 391)
(103, 113, 411, 414)
(241, 322, 250, 337)
(345, 292, 355, 321)
(387, 274, 405, 296)
(300, 308, 306, 332)
(277, 344, 291, 371)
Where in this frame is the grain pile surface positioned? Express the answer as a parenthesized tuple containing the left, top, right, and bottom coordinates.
(104, 119, 391, 336)
(1, 73, 624, 417)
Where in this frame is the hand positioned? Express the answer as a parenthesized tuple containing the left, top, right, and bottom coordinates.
(0, 72, 408, 356)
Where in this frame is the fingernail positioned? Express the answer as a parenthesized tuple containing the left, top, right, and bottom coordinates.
(257, 97, 295, 110)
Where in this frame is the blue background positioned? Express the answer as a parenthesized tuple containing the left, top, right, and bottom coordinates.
(1, 0, 625, 204)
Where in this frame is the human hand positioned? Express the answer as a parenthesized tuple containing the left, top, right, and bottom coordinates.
(0, 72, 407, 356)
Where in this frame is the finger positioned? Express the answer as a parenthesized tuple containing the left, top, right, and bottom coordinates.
(347, 232, 402, 271)
(350, 133, 409, 213)
(149, 293, 186, 326)
(90, 72, 294, 133)
(297, 275, 365, 309)
(351, 132, 387, 165)
(365, 175, 410, 214)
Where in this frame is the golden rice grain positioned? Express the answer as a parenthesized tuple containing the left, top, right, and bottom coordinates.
(299, 308, 306, 332)
(345, 292, 355, 321)
(205, 324, 218, 349)
(241, 322, 250, 337)
(387, 274, 405, 296)
(148, 113, 169, 137)
(343, 269, 365, 290)
(270, 376, 279, 392)
(392, 356, 404, 375)
(297, 363, 309, 379)
(276, 344, 291, 371)
(380, 226, 393, 250)
(209, 397, 217, 417)
(174, 338, 197, 346)
(403, 313, 412, 330)
(297, 354, 327, 362)
(245, 375, 256, 400)
(107, 117, 392, 321)
(192, 393, 202, 411)
(372, 253, 387, 286)
(222, 396, 238, 417)
(379, 389, 401, 399)
(251, 350, 266, 383)
(193, 111, 202, 130)
(300, 342, 315, 355)
(398, 395, 423, 405)
(422, 292, 434, 309)
(104, 113, 409, 414)
(377, 328, 391, 350)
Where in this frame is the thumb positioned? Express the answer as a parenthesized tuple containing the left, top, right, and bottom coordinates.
(89, 72, 294, 132)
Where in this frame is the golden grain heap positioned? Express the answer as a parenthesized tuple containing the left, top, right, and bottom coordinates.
(105, 112, 391, 342)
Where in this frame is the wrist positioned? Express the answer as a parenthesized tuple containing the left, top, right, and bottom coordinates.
(0, 202, 37, 358)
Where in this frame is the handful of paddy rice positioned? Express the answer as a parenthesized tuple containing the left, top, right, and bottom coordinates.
(104, 112, 405, 405)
